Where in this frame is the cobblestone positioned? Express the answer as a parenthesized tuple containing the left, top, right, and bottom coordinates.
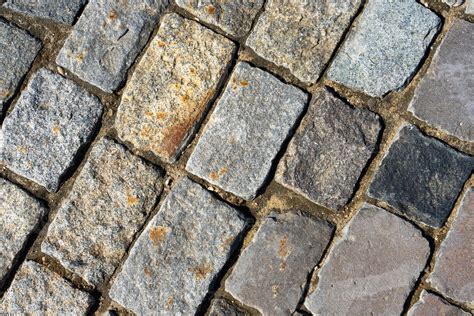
(208, 298, 248, 316)
(467, 0, 474, 14)
(408, 290, 469, 316)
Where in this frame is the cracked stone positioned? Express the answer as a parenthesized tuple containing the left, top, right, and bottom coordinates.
(276, 88, 382, 210)
(115, 13, 235, 163)
(41, 137, 164, 286)
(186, 62, 307, 200)
(225, 212, 334, 316)
(0, 68, 103, 192)
(208, 298, 248, 316)
(110, 177, 248, 314)
(0, 261, 94, 314)
(408, 19, 474, 142)
(304, 204, 430, 315)
(56, 0, 169, 92)
(327, 0, 441, 97)
(408, 290, 469, 316)
(368, 125, 473, 228)
(246, 0, 361, 84)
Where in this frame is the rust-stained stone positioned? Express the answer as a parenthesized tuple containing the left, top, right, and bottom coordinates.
(41, 137, 164, 286)
(408, 290, 469, 316)
(115, 13, 235, 163)
(207, 298, 249, 316)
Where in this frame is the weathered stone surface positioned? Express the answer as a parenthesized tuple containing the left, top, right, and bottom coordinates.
(0, 20, 41, 115)
(175, 0, 263, 38)
(327, 0, 441, 97)
(0, 260, 93, 314)
(0, 69, 103, 192)
(441, 0, 465, 6)
(427, 188, 474, 304)
(208, 298, 248, 316)
(56, 0, 169, 92)
(304, 204, 430, 315)
(276, 89, 382, 210)
(225, 212, 334, 316)
(41, 137, 163, 286)
(115, 13, 235, 163)
(186, 62, 307, 200)
(246, 0, 361, 84)
(408, 290, 469, 316)
(368, 125, 473, 227)
(110, 177, 248, 314)
(467, 0, 474, 14)
(3, 0, 86, 25)
(0, 178, 47, 282)
(408, 19, 474, 142)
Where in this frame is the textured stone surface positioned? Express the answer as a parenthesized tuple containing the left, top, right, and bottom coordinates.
(208, 298, 248, 316)
(115, 13, 235, 163)
(0, 20, 41, 115)
(3, 0, 86, 25)
(276, 89, 382, 210)
(427, 188, 474, 304)
(0, 178, 47, 282)
(304, 204, 430, 315)
(408, 19, 474, 142)
(368, 125, 473, 228)
(0, 69, 103, 192)
(226, 212, 334, 315)
(0, 261, 94, 314)
(175, 0, 263, 38)
(56, 0, 169, 92)
(467, 0, 474, 14)
(246, 0, 361, 84)
(327, 0, 441, 97)
(41, 137, 163, 286)
(408, 290, 469, 316)
(110, 177, 248, 314)
(441, 0, 465, 6)
(186, 62, 307, 200)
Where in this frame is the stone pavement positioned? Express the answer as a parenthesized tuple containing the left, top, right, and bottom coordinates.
(0, 0, 473, 315)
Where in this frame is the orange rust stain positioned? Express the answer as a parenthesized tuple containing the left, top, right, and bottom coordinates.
(16, 145, 28, 154)
(161, 119, 191, 158)
(144, 266, 152, 277)
(156, 112, 167, 120)
(127, 194, 139, 206)
(166, 296, 174, 309)
(188, 261, 213, 280)
(279, 262, 287, 271)
(207, 5, 216, 14)
(219, 167, 228, 176)
(278, 236, 290, 259)
(189, 67, 196, 75)
(52, 126, 60, 136)
(157, 40, 166, 47)
(0, 90, 11, 98)
(75, 52, 85, 62)
(149, 226, 169, 246)
(140, 126, 152, 138)
(145, 111, 153, 118)
(108, 9, 118, 20)
(239, 80, 249, 87)
(181, 94, 190, 102)
(209, 171, 219, 180)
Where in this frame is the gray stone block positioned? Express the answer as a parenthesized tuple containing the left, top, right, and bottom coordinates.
(467, 0, 474, 14)
(207, 298, 248, 316)
(408, 290, 469, 316)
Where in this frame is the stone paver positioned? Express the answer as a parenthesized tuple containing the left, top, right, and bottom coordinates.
(41, 137, 163, 286)
(110, 177, 248, 314)
(225, 212, 334, 315)
(175, 0, 263, 38)
(327, 0, 441, 97)
(115, 13, 235, 163)
(56, 0, 169, 92)
(408, 19, 474, 142)
(208, 298, 248, 316)
(427, 188, 474, 304)
(0, 260, 94, 314)
(246, 0, 361, 84)
(0, 20, 41, 115)
(3, 0, 86, 25)
(304, 204, 430, 315)
(408, 290, 469, 316)
(186, 62, 307, 200)
(276, 88, 382, 210)
(467, 0, 474, 14)
(0, 178, 47, 282)
(368, 125, 473, 228)
(0, 68, 103, 192)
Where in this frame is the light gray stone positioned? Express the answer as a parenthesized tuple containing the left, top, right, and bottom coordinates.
(186, 62, 307, 200)
(304, 204, 430, 315)
(0, 20, 41, 115)
(276, 88, 382, 210)
(327, 0, 441, 97)
(0, 178, 47, 282)
(0, 260, 94, 314)
(175, 0, 263, 38)
(246, 0, 361, 84)
(115, 13, 235, 163)
(110, 177, 248, 315)
(408, 290, 469, 316)
(207, 298, 248, 316)
(0, 68, 103, 192)
(56, 0, 169, 92)
(41, 137, 163, 286)
(225, 212, 334, 316)
(467, 0, 474, 14)
(408, 19, 474, 142)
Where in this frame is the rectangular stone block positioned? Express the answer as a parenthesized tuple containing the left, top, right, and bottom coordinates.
(109, 177, 248, 314)
(186, 62, 307, 200)
(41, 137, 164, 286)
(115, 13, 236, 163)
(304, 204, 430, 315)
(225, 212, 334, 315)
(408, 290, 469, 316)
(56, 0, 169, 92)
